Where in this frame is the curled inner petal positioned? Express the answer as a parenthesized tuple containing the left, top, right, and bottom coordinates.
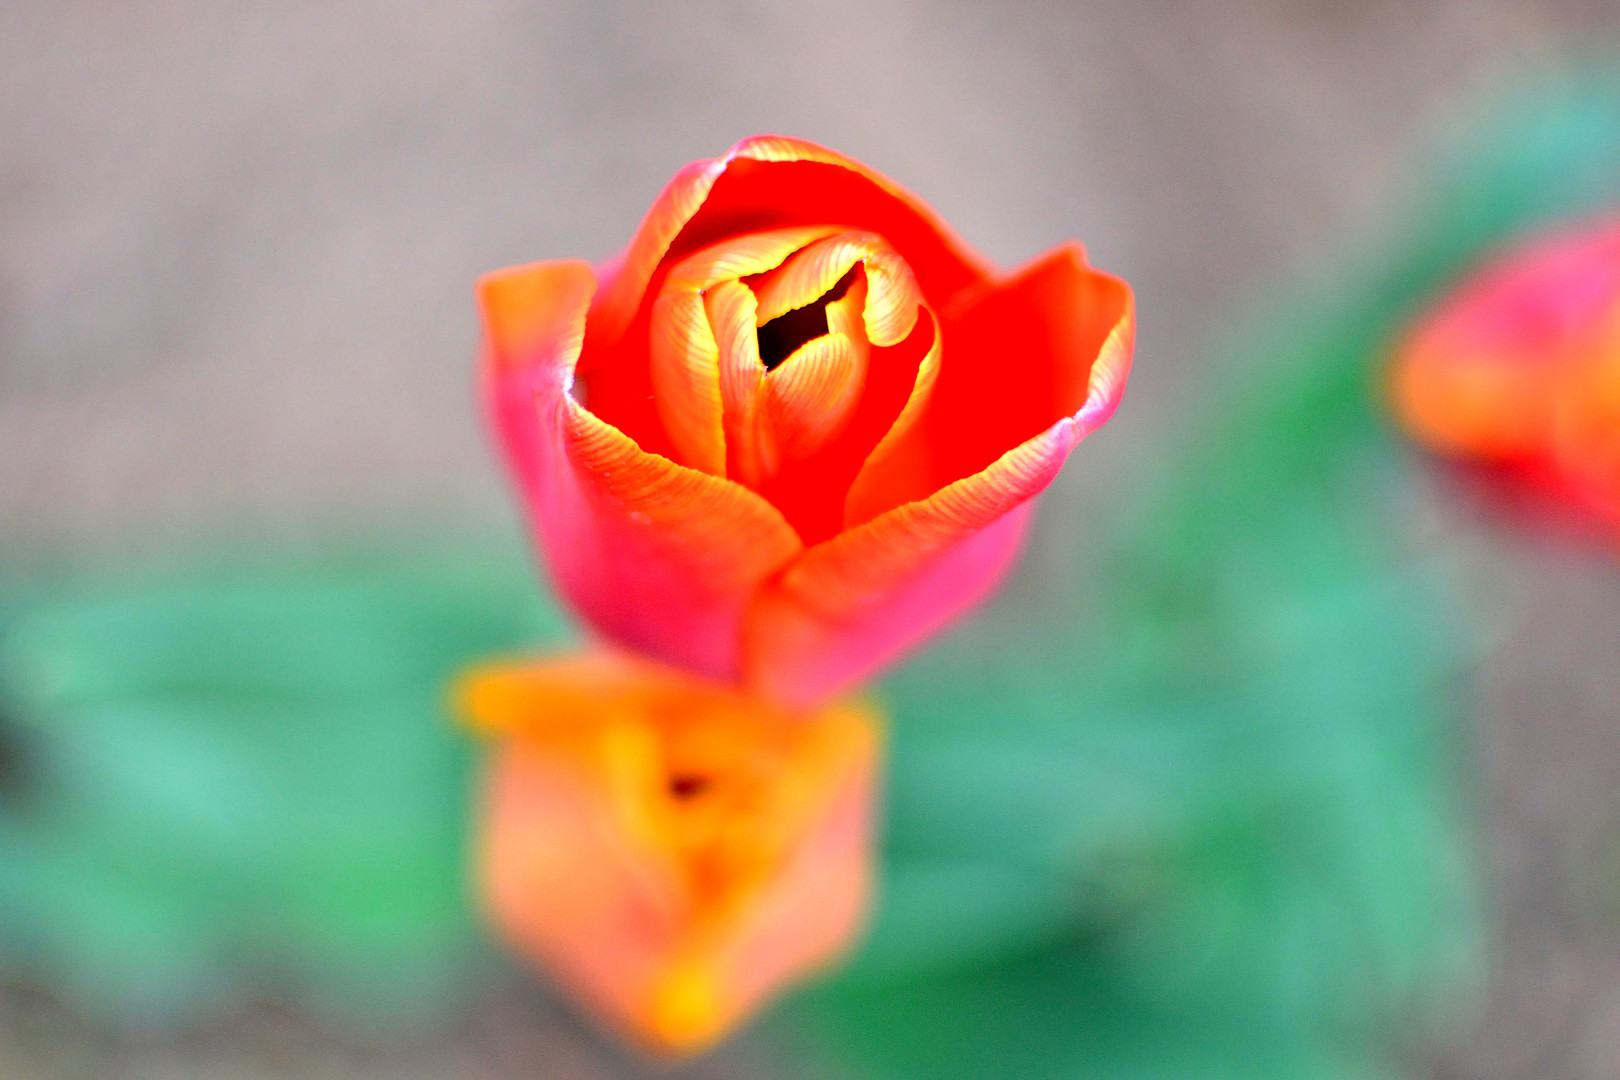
(732, 271, 872, 486)
(756, 268, 858, 371)
(754, 231, 921, 346)
(649, 285, 728, 476)
(646, 226, 934, 541)
(649, 226, 846, 476)
(707, 279, 769, 485)
(763, 330, 868, 467)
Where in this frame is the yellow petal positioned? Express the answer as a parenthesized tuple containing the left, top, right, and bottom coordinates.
(649, 285, 728, 476)
(762, 330, 869, 466)
(705, 278, 769, 485)
(667, 225, 844, 293)
(754, 231, 921, 346)
(649, 227, 847, 476)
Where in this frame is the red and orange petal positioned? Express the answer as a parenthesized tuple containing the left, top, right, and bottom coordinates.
(586, 136, 994, 353)
(1389, 346, 1554, 460)
(481, 260, 1132, 702)
(747, 417, 1081, 708)
(1389, 217, 1620, 534)
(460, 652, 881, 1054)
(577, 137, 996, 454)
(842, 243, 1133, 525)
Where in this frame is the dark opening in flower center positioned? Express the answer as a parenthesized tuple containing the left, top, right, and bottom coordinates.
(668, 772, 713, 800)
(756, 267, 859, 372)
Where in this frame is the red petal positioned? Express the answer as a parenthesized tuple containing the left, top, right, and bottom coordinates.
(843, 319, 942, 528)
(480, 262, 802, 681)
(847, 243, 1134, 524)
(589, 136, 994, 351)
(745, 418, 1087, 708)
(752, 311, 936, 544)
(579, 137, 996, 466)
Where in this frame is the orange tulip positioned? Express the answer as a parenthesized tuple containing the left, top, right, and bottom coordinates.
(1389, 217, 1620, 537)
(481, 136, 1134, 708)
(458, 651, 880, 1053)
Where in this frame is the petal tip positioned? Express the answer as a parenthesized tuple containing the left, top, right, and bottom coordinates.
(478, 259, 598, 375)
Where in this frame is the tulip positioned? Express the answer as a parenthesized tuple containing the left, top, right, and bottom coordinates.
(458, 651, 880, 1053)
(1389, 217, 1620, 536)
(481, 136, 1134, 708)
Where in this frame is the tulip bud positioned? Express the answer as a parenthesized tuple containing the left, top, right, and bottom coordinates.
(481, 136, 1133, 707)
(1389, 217, 1620, 538)
(459, 651, 881, 1053)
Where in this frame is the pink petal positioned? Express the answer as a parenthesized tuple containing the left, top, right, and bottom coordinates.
(744, 419, 1084, 708)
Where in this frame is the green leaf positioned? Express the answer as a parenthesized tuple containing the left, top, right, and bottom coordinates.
(0, 535, 568, 1027)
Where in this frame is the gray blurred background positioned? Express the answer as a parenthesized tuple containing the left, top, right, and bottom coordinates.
(3, 2, 1620, 1077)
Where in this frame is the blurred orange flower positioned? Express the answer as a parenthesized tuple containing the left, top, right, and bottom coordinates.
(1390, 217, 1620, 537)
(480, 136, 1133, 708)
(459, 652, 880, 1054)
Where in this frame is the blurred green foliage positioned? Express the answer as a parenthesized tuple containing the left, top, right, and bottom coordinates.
(0, 540, 568, 1025)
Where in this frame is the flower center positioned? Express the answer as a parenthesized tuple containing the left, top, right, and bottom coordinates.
(646, 225, 931, 540)
(667, 772, 713, 800)
(756, 267, 858, 372)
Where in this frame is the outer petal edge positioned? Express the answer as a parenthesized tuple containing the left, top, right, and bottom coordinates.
(479, 260, 805, 682)
(744, 419, 1083, 708)
(590, 136, 996, 347)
